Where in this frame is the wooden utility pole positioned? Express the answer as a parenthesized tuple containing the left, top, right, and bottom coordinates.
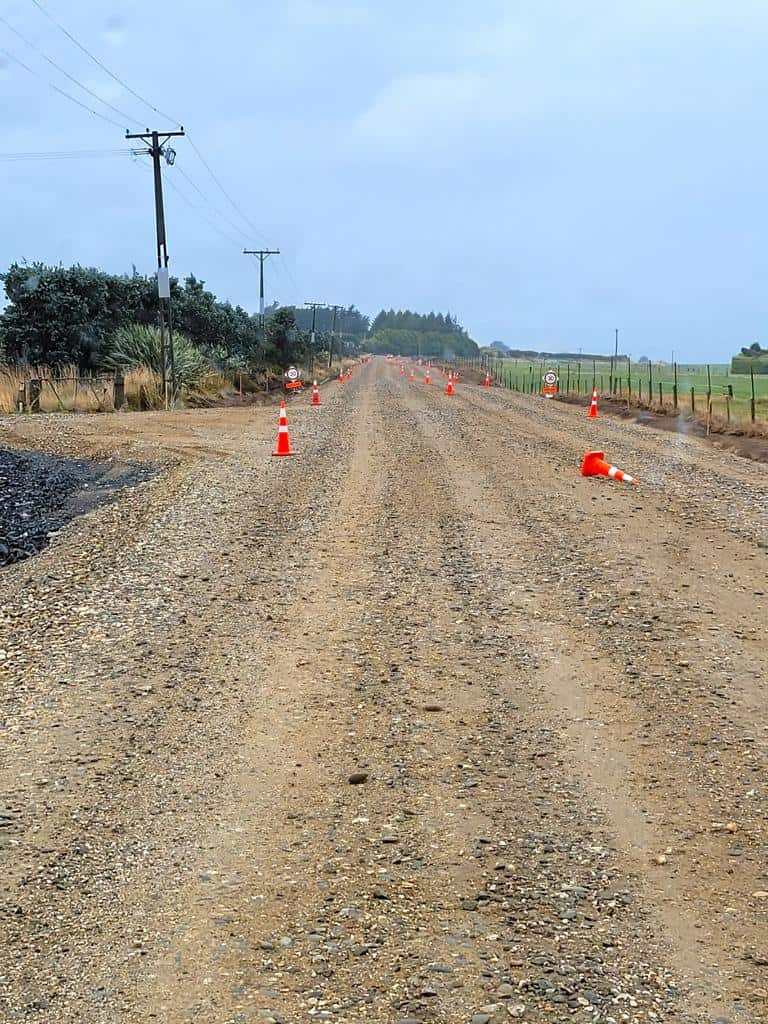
(243, 249, 280, 328)
(328, 305, 343, 368)
(125, 127, 185, 406)
(304, 302, 326, 373)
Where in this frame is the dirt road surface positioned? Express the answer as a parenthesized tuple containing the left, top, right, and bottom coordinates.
(1, 359, 767, 1024)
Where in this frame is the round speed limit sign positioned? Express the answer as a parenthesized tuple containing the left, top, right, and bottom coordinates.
(543, 371, 558, 386)
(286, 366, 299, 381)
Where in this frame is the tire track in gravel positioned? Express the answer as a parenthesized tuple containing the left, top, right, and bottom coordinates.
(0, 379, 359, 1022)
(458, 382, 768, 542)
(131, 370, 506, 1023)
(398, 370, 768, 1022)
(133, 363, 686, 1024)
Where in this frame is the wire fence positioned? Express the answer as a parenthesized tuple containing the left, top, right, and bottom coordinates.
(458, 356, 768, 425)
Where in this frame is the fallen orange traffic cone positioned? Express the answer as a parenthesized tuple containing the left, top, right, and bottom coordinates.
(580, 450, 638, 484)
(272, 401, 295, 457)
(311, 380, 321, 406)
(483, 373, 491, 388)
(445, 377, 454, 396)
(588, 387, 598, 417)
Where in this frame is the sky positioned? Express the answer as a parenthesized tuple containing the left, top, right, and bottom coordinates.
(2, 0, 768, 360)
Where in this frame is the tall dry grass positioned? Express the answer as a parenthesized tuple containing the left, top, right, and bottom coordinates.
(0, 364, 232, 413)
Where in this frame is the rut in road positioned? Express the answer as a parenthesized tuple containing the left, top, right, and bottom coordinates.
(132, 371, 683, 1023)
(1, 359, 766, 1024)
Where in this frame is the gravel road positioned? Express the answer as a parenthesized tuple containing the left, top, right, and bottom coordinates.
(1, 360, 766, 1024)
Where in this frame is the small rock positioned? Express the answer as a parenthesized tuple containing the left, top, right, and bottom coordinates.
(348, 772, 369, 785)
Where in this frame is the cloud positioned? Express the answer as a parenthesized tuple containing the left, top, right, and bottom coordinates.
(348, 71, 498, 160)
(83, 77, 126, 103)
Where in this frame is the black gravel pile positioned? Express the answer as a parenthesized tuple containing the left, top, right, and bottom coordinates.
(0, 448, 152, 567)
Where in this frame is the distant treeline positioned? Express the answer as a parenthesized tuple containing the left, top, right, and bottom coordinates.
(487, 347, 627, 362)
(0, 262, 480, 371)
(368, 309, 479, 358)
(265, 302, 369, 339)
(732, 343, 768, 374)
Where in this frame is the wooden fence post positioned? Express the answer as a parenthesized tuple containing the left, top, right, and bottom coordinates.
(17, 382, 26, 412)
(673, 362, 678, 410)
(113, 371, 125, 410)
(29, 378, 41, 413)
(750, 365, 756, 422)
(690, 386, 695, 413)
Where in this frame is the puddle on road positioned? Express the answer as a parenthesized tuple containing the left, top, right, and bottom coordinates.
(0, 447, 154, 567)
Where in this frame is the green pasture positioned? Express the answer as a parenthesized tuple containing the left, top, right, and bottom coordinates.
(458, 355, 768, 423)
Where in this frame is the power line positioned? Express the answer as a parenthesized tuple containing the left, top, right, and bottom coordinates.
(186, 134, 265, 241)
(0, 12, 144, 128)
(164, 174, 247, 249)
(27, 0, 182, 126)
(18, 0, 276, 289)
(276, 252, 299, 295)
(173, 164, 252, 243)
(0, 148, 134, 161)
(133, 155, 248, 250)
(1, 46, 127, 129)
(24, 0, 265, 250)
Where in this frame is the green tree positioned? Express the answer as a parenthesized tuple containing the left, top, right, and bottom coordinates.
(265, 307, 304, 368)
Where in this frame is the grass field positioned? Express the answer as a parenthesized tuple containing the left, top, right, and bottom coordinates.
(463, 356, 768, 428)
(488, 357, 766, 398)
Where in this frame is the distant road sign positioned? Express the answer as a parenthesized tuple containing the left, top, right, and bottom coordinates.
(286, 366, 299, 381)
(542, 370, 559, 398)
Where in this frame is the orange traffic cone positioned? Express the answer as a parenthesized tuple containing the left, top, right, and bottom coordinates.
(580, 451, 638, 484)
(338, 370, 344, 383)
(272, 401, 295, 457)
(424, 371, 431, 385)
(483, 373, 491, 388)
(588, 387, 598, 418)
(409, 370, 415, 382)
(445, 376, 454, 396)
(400, 366, 405, 376)
(346, 368, 352, 379)
(311, 380, 321, 406)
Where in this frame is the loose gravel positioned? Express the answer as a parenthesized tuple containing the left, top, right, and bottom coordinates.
(1, 363, 766, 1024)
